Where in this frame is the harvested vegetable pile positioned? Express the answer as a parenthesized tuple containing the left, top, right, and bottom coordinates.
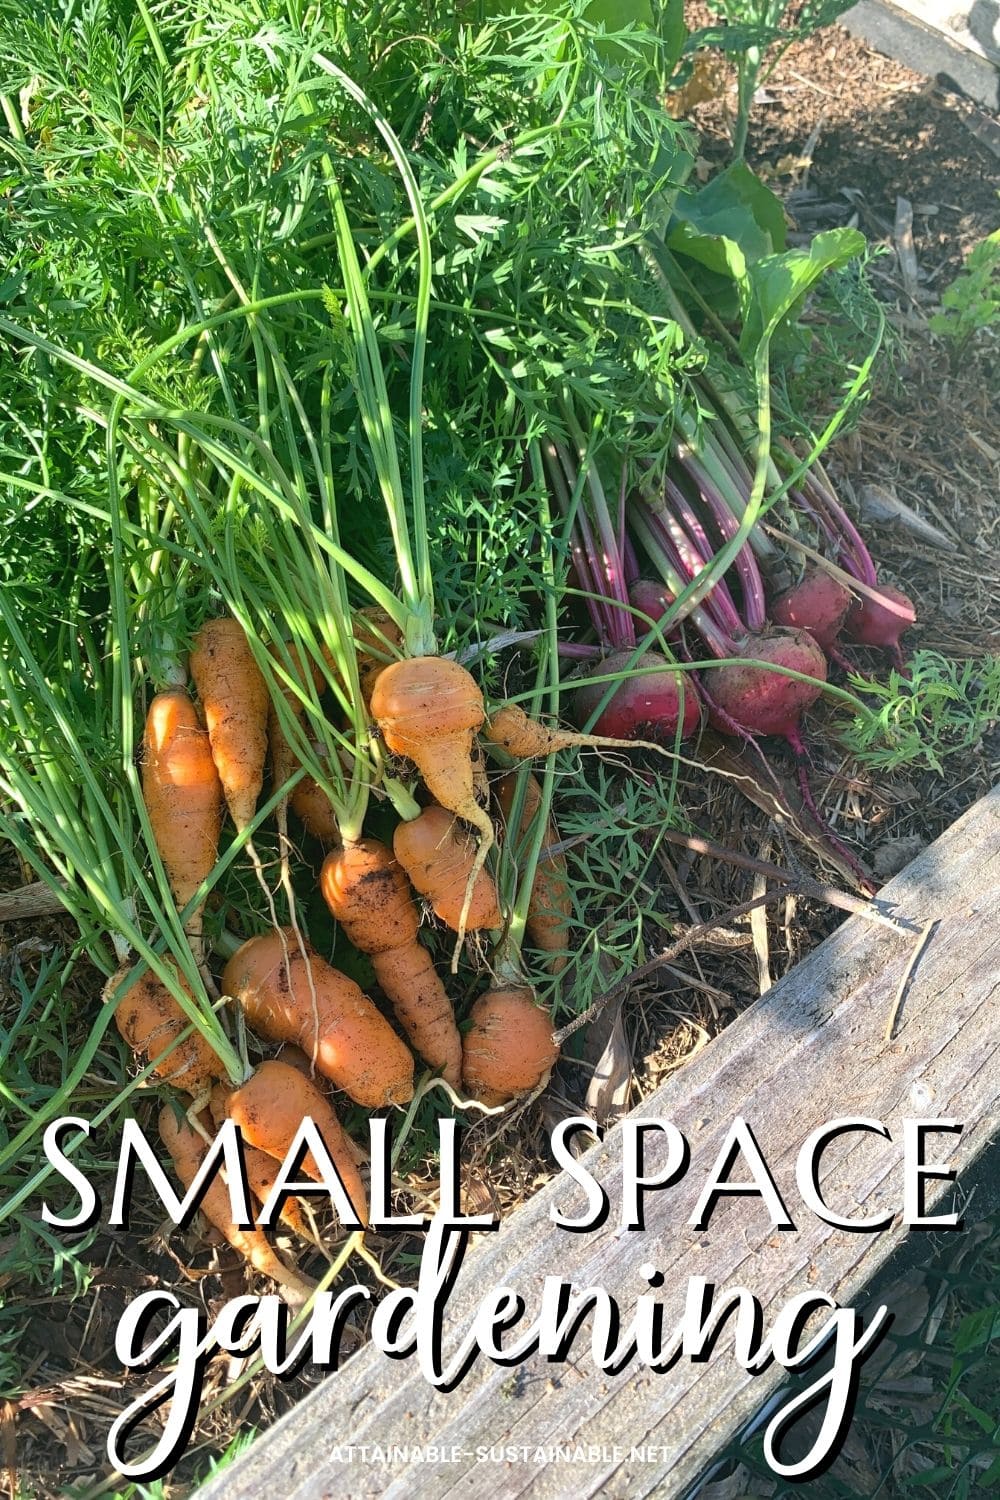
(0, 0, 997, 1489)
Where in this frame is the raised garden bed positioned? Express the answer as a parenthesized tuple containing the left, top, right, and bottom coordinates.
(198, 787, 1000, 1500)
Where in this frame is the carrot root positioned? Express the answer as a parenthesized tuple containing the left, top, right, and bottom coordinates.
(158, 1106, 314, 1309)
(320, 839, 462, 1083)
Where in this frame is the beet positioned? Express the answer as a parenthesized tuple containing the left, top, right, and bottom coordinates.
(844, 584, 916, 655)
(706, 630, 827, 740)
(770, 568, 852, 654)
(629, 578, 674, 625)
(573, 650, 702, 741)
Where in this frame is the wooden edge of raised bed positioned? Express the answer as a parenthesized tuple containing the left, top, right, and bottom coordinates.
(843, 0, 1000, 110)
(200, 786, 1000, 1500)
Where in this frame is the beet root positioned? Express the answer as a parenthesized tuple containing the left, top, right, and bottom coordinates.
(705, 630, 827, 740)
(629, 579, 676, 629)
(572, 649, 702, 741)
(770, 568, 852, 654)
(844, 584, 916, 656)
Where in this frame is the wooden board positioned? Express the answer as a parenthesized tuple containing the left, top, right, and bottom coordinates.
(201, 787, 1000, 1500)
(844, 0, 1000, 109)
(892, 0, 998, 66)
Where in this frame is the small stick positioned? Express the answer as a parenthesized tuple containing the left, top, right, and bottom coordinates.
(884, 918, 937, 1042)
(653, 826, 912, 933)
(548, 819, 914, 935)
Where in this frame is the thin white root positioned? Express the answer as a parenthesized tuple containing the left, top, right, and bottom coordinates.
(451, 805, 494, 974)
(185, 1090, 215, 1146)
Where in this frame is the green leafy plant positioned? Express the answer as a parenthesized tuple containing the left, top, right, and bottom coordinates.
(929, 229, 1000, 369)
(843, 651, 1000, 774)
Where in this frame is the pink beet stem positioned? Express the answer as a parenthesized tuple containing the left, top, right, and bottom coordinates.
(622, 531, 641, 587)
(672, 450, 768, 633)
(557, 440, 634, 651)
(639, 497, 746, 645)
(557, 641, 604, 660)
(546, 442, 622, 647)
(629, 502, 737, 659)
(797, 473, 877, 586)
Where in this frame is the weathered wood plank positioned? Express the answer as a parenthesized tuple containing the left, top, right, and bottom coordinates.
(843, 0, 1000, 110)
(202, 788, 1000, 1500)
(884, 0, 999, 66)
(0, 880, 68, 922)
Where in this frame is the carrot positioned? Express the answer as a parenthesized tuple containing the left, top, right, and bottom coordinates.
(227, 1059, 368, 1225)
(158, 1104, 313, 1306)
(107, 959, 227, 1095)
(272, 1047, 367, 1168)
(208, 1085, 307, 1237)
(320, 839, 462, 1085)
(485, 703, 680, 760)
(354, 607, 404, 708)
(190, 617, 269, 837)
(142, 688, 222, 956)
(495, 772, 572, 974)
(461, 986, 560, 1106)
(221, 928, 414, 1108)
(290, 765, 342, 846)
(392, 806, 502, 935)
(268, 640, 325, 806)
(370, 656, 494, 943)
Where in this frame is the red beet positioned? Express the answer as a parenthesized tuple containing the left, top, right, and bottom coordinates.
(705, 630, 827, 740)
(629, 578, 674, 625)
(573, 650, 702, 741)
(771, 568, 852, 654)
(845, 584, 916, 655)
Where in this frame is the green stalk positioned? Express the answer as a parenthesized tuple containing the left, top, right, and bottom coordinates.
(312, 53, 436, 627)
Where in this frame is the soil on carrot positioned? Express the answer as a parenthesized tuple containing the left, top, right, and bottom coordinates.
(2, 26, 998, 1500)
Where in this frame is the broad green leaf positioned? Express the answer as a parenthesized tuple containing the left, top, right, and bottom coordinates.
(739, 227, 866, 356)
(584, 0, 653, 28)
(667, 162, 787, 281)
(954, 1305, 1000, 1354)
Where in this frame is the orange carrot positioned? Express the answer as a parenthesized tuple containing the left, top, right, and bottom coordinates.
(142, 688, 222, 954)
(461, 986, 560, 1106)
(208, 1084, 307, 1237)
(392, 806, 502, 934)
(495, 772, 572, 973)
(485, 703, 676, 760)
(354, 607, 404, 708)
(158, 1104, 313, 1305)
(222, 928, 414, 1108)
(190, 618, 269, 837)
(290, 766, 342, 846)
(227, 1059, 368, 1225)
(276, 1048, 368, 1166)
(107, 959, 227, 1095)
(370, 656, 494, 941)
(320, 839, 462, 1085)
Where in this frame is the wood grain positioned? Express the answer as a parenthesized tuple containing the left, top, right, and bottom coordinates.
(0, 881, 68, 922)
(201, 787, 1000, 1500)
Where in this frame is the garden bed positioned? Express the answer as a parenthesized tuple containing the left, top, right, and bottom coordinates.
(1, 12, 998, 1500)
